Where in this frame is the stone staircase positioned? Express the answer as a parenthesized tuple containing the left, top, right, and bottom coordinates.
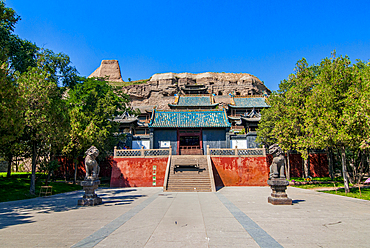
(165, 155, 212, 192)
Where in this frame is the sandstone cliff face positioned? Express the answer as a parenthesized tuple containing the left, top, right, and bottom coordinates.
(89, 60, 123, 82)
(125, 72, 271, 109)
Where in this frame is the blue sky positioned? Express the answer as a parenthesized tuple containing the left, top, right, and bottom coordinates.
(6, 0, 370, 91)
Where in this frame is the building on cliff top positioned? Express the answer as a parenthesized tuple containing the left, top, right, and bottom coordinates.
(113, 83, 270, 154)
(88, 60, 271, 153)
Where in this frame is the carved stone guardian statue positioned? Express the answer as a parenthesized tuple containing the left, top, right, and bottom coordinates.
(78, 146, 102, 206)
(84, 146, 100, 180)
(267, 144, 292, 205)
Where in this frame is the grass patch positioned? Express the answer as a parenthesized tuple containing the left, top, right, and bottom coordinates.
(324, 187, 370, 201)
(289, 176, 370, 201)
(289, 176, 349, 189)
(291, 182, 351, 189)
(0, 172, 34, 178)
(0, 173, 82, 202)
(289, 176, 343, 182)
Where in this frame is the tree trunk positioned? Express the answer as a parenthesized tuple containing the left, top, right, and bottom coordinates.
(29, 141, 37, 195)
(6, 154, 13, 177)
(303, 152, 310, 179)
(303, 159, 309, 178)
(74, 159, 78, 184)
(357, 151, 366, 184)
(328, 147, 334, 180)
(341, 146, 350, 193)
(286, 151, 291, 180)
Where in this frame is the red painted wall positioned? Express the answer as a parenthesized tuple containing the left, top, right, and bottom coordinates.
(309, 153, 328, 177)
(266, 153, 329, 178)
(211, 157, 269, 186)
(55, 156, 113, 180)
(111, 157, 168, 187)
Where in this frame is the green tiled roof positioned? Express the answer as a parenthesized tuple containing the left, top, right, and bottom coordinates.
(149, 110, 231, 128)
(230, 97, 269, 108)
(175, 96, 217, 106)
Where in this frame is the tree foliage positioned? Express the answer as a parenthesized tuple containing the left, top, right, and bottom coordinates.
(63, 78, 130, 181)
(39, 49, 79, 88)
(257, 53, 370, 192)
(17, 66, 68, 194)
(0, 2, 37, 73)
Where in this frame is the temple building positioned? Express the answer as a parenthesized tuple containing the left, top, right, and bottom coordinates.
(149, 108, 230, 155)
(168, 94, 218, 110)
(114, 84, 270, 153)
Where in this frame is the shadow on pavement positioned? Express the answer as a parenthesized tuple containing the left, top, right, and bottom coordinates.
(0, 188, 146, 229)
(292, 199, 305, 204)
(101, 194, 146, 205)
(0, 190, 83, 229)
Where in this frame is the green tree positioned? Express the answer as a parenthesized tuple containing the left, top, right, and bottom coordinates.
(0, 2, 35, 177)
(17, 66, 68, 194)
(0, 2, 37, 73)
(0, 1, 79, 181)
(63, 78, 129, 182)
(256, 94, 282, 147)
(306, 54, 362, 192)
(258, 59, 316, 178)
(39, 49, 79, 88)
(0, 65, 24, 177)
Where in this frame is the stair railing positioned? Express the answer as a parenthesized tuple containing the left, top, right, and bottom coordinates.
(206, 145, 216, 192)
(163, 146, 172, 191)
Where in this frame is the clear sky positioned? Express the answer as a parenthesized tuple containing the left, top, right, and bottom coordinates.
(6, 0, 370, 91)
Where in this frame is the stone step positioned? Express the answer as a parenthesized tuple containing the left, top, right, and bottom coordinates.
(168, 177, 210, 180)
(171, 160, 207, 164)
(169, 178, 210, 180)
(168, 184, 211, 187)
(169, 177, 210, 180)
(166, 188, 212, 192)
(166, 155, 212, 192)
(168, 172, 210, 175)
(166, 187, 211, 190)
(168, 180, 211, 183)
(171, 171, 208, 174)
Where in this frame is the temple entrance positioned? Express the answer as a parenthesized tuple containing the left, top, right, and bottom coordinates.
(178, 129, 203, 155)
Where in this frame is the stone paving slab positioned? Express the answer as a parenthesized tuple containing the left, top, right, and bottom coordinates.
(0, 186, 369, 247)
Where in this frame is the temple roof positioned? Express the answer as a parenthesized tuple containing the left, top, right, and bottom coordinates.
(149, 109, 231, 128)
(169, 95, 218, 108)
(113, 112, 138, 124)
(241, 117, 261, 122)
(229, 96, 269, 108)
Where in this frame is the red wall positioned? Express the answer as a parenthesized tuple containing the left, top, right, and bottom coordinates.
(211, 157, 269, 186)
(55, 156, 113, 180)
(309, 153, 328, 177)
(111, 157, 168, 187)
(266, 153, 328, 178)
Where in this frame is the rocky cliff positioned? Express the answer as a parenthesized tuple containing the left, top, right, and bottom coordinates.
(89, 60, 271, 110)
(125, 72, 271, 109)
(89, 60, 123, 82)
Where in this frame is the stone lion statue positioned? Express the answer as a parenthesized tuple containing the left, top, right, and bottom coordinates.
(269, 144, 285, 179)
(84, 146, 100, 180)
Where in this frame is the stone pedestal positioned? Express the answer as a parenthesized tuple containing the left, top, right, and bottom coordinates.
(267, 178, 292, 205)
(78, 179, 102, 206)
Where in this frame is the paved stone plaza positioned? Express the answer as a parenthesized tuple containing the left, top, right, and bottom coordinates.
(0, 187, 369, 247)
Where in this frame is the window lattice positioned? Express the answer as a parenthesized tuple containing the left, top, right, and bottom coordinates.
(237, 149, 264, 156)
(210, 149, 236, 156)
(115, 150, 141, 157)
(210, 148, 265, 156)
(144, 149, 170, 156)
